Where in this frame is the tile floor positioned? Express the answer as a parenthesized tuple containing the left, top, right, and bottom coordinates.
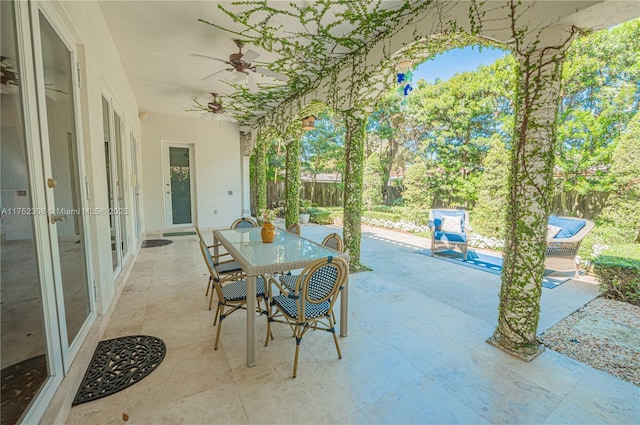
(65, 224, 640, 424)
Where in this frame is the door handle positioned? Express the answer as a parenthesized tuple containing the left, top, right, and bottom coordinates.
(50, 214, 67, 224)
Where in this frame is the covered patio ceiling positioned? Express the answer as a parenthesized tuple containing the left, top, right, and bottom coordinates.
(98, 0, 637, 128)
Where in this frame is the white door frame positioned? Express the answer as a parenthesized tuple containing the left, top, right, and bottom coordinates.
(30, 0, 97, 370)
(162, 141, 196, 228)
(11, 1, 96, 423)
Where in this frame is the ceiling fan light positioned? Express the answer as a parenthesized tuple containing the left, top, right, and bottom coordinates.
(233, 72, 248, 84)
(301, 115, 316, 131)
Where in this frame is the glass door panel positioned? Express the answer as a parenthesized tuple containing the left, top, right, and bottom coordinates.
(113, 113, 127, 258)
(169, 146, 192, 225)
(101, 95, 118, 271)
(37, 11, 91, 346)
(0, 2, 49, 423)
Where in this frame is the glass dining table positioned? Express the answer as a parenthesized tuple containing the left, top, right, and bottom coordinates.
(213, 226, 349, 367)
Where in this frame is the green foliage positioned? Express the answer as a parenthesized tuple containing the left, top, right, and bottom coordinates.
(405, 50, 515, 208)
(307, 207, 339, 225)
(472, 136, 510, 237)
(594, 251, 640, 306)
(362, 152, 384, 208)
(285, 132, 302, 228)
(401, 160, 432, 225)
(556, 19, 640, 194)
(301, 112, 345, 182)
(363, 211, 402, 221)
(598, 112, 640, 243)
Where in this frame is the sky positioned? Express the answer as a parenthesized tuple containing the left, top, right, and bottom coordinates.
(412, 46, 508, 83)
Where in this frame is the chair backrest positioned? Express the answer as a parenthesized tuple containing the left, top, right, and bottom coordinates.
(198, 240, 224, 299)
(321, 233, 343, 252)
(195, 226, 205, 244)
(292, 256, 348, 320)
(287, 223, 301, 236)
(230, 217, 258, 229)
(429, 209, 468, 233)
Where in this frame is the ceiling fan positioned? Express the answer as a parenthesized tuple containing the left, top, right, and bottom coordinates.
(187, 92, 239, 120)
(191, 40, 288, 91)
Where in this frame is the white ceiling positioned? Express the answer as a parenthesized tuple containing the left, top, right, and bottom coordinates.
(98, 1, 640, 125)
(98, 1, 289, 121)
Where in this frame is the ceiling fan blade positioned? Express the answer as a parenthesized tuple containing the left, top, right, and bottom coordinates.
(191, 53, 230, 65)
(242, 49, 260, 63)
(254, 67, 288, 81)
(201, 69, 230, 81)
(247, 74, 259, 92)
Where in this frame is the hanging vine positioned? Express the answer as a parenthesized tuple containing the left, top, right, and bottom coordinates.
(201, 0, 594, 360)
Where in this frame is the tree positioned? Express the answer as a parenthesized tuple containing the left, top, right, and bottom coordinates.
(556, 19, 640, 196)
(300, 112, 345, 201)
(472, 136, 510, 237)
(401, 160, 433, 224)
(599, 112, 640, 243)
(406, 51, 515, 207)
(362, 152, 384, 208)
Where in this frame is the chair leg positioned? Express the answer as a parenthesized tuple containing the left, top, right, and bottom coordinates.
(213, 304, 220, 326)
(293, 335, 301, 378)
(208, 288, 215, 310)
(214, 314, 223, 350)
(205, 276, 212, 297)
(265, 300, 272, 347)
(329, 315, 342, 359)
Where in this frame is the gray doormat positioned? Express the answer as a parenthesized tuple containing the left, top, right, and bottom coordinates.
(72, 335, 166, 406)
(141, 239, 173, 248)
(162, 231, 196, 237)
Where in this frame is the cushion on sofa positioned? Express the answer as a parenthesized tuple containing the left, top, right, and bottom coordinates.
(547, 225, 562, 241)
(548, 215, 586, 239)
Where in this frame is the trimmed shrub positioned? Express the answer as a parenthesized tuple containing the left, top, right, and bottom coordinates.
(308, 207, 335, 225)
(363, 211, 402, 221)
(594, 246, 640, 306)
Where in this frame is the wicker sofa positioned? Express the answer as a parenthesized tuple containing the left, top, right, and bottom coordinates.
(545, 216, 595, 274)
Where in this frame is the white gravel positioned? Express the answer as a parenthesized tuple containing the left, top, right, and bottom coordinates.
(539, 297, 640, 386)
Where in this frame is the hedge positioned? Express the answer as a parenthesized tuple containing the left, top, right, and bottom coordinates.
(593, 245, 640, 306)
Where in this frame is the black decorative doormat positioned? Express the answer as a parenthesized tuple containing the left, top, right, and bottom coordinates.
(141, 239, 173, 248)
(72, 335, 166, 406)
(1, 354, 48, 425)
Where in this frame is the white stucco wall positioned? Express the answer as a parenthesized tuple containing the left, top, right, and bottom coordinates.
(141, 113, 243, 232)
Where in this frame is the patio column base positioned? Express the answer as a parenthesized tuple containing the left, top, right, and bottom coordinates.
(486, 334, 544, 362)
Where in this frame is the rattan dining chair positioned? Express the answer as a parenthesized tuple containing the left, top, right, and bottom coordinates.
(286, 222, 301, 236)
(279, 232, 343, 292)
(199, 235, 245, 312)
(230, 217, 258, 229)
(199, 240, 268, 350)
(266, 256, 348, 378)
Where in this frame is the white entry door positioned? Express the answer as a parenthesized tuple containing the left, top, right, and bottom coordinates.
(163, 143, 196, 227)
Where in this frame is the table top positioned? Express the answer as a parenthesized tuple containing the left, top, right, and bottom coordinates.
(214, 227, 347, 275)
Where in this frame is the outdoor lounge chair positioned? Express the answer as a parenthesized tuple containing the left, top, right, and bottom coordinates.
(266, 256, 348, 378)
(429, 209, 471, 261)
(545, 215, 595, 274)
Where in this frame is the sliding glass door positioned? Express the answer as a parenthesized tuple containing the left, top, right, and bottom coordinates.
(0, 2, 96, 423)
